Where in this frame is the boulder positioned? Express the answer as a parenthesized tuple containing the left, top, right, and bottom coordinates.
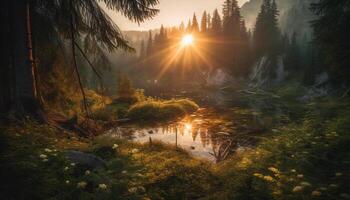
(65, 150, 106, 169)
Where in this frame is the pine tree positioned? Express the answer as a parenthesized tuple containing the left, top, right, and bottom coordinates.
(311, 0, 350, 85)
(201, 11, 208, 33)
(253, 0, 281, 57)
(222, 0, 232, 34)
(207, 13, 212, 31)
(146, 30, 153, 56)
(192, 13, 200, 32)
(186, 19, 192, 32)
(139, 40, 146, 59)
(179, 22, 185, 32)
(211, 9, 222, 34)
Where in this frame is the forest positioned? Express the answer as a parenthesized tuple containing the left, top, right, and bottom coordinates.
(0, 0, 349, 199)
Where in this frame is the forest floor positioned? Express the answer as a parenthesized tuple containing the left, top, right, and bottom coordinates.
(1, 84, 350, 200)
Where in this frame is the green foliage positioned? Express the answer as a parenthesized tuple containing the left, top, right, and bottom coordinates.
(126, 99, 199, 121)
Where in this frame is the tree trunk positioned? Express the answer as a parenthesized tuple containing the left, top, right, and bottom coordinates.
(8, 0, 41, 118)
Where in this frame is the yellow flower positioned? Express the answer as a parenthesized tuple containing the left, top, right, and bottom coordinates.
(293, 186, 303, 193)
(311, 190, 322, 197)
(253, 173, 264, 178)
(77, 181, 87, 189)
(131, 149, 139, 154)
(98, 184, 107, 190)
(263, 175, 274, 182)
(268, 167, 280, 174)
(112, 144, 119, 150)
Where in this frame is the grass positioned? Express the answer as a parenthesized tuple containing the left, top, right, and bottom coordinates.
(127, 99, 199, 122)
(1, 94, 349, 200)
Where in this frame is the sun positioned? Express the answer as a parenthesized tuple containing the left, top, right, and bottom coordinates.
(181, 34, 194, 46)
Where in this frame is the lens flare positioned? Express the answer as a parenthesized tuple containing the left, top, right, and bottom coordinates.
(182, 34, 194, 46)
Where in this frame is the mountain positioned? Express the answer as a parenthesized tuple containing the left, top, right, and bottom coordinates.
(241, 0, 316, 39)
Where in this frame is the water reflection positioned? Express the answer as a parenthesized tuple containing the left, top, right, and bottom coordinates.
(109, 109, 258, 163)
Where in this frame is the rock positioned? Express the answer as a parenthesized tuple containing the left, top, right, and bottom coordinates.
(148, 130, 154, 134)
(65, 150, 106, 169)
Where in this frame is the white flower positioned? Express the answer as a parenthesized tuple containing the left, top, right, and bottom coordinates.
(297, 174, 304, 178)
(319, 187, 327, 191)
(52, 153, 57, 156)
(329, 184, 338, 188)
(293, 186, 303, 193)
(44, 148, 52, 153)
(122, 170, 128, 174)
(64, 166, 69, 171)
(301, 182, 312, 187)
(70, 163, 76, 166)
(112, 144, 119, 149)
(98, 184, 107, 190)
(291, 169, 297, 173)
(65, 180, 70, 184)
(335, 172, 343, 177)
(131, 149, 139, 154)
(42, 159, 49, 162)
(85, 170, 91, 175)
(77, 181, 87, 189)
(311, 190, 322, 197)
(39, 154, 47, 159)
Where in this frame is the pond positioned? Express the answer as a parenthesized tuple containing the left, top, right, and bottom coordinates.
(106, 89, 294, 162)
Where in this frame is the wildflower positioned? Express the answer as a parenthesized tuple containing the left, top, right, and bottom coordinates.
(77, 181, 87, 189)
(85, 170, 91, 175)
(112, 144, 119, 149)
(52, 153, 57, 156)
(268, 167, 280, 174)
(64, 166, 69, 171)
(273, 190, 282, 195)
(42, 159, 49, 162)
(301, 182, 312, 187)
(70, 163, 76, 166)
(263, 175, 274, 182)
(98, 184, 107, 190)
(291, 169, 297, 173)
(329, 184, 338, 188)
(293, 186, 304, 193)
(128, 187, 138, 193)
(122, 170, 128, 174)
(311, 191, 322, 197)
(65, 180, 70, 184)
(319, 187, 327, 191)
(311, 142, 317, 145)
(253, 173, 264, 178)
(131, 149, 139, 154)
(335, 172, 343, 177)
(39, 154, 47, 159)
(297, 174, 304, 178)
(44, 148, 52, 153)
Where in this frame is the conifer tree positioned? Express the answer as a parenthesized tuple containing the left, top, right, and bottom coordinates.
(186, 19, 192, 32)
(211, 9, 222, 33)
(146, 30, 153, 56)
(201, 11, 208, 33)
(179, 22, 185, 32)
(139, 40, 146, 59)
(207, 13, 212, 31)
(192, 13, 200, 32)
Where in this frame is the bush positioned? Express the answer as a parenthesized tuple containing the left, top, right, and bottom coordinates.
(126, 99, 198, 121)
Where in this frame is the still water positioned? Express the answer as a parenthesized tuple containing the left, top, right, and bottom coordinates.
(108, 107, 262, 162)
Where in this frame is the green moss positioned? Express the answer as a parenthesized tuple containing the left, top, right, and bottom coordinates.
(126, 99, 199, 121)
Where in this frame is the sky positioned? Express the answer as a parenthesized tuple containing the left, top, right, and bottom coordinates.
(103, 0, 249, 31)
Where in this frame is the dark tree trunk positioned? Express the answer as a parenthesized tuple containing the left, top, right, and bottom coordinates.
(4, 0, 42, 118)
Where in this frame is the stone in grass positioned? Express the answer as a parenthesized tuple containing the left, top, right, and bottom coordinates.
(65, 150, 106, 169)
